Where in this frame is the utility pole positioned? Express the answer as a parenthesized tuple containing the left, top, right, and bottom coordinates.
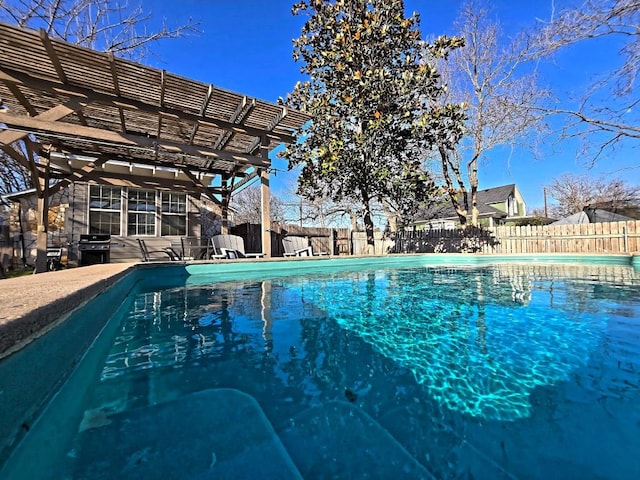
(543, 187, 548, 218)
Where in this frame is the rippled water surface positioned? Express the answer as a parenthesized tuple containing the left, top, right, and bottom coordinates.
(14, 263, 640, 479)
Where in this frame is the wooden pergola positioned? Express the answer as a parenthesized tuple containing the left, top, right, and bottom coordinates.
(0, 22, 309, 271)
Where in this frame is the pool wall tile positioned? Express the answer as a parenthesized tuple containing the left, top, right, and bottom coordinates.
(0, 269, 139, 466)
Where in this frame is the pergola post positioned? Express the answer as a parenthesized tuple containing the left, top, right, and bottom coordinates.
(221, 174, 230, 235)
(34, 160, 50, 273)
(260, 135, 271, 257)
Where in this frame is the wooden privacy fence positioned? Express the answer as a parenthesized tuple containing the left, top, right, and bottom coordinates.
(235, 223, 351, 256)
(393, 220, 640, 255)
(493, 220, 640, 254)
(236, 223, 398, 256)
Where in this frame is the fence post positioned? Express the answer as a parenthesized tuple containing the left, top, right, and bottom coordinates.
(623, 224, 628, 253)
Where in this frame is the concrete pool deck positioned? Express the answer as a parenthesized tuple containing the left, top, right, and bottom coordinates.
(0, 263, 136, 358)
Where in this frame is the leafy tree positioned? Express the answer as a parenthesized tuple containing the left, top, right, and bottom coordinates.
(281, 0, 465, 245)
(546, 173, 639, 218)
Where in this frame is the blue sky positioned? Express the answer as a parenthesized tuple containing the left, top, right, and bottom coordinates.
(143, 0, 639, 213)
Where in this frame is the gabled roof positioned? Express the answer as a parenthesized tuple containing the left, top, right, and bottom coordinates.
(477, 184, 517, 205)
(416, 184, 519, 222)
(551, 209, 633, 225)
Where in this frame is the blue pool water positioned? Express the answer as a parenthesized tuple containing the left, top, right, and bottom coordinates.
(4, 262, 640, 479)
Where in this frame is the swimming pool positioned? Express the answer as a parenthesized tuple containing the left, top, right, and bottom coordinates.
(2, 256, 640, 479)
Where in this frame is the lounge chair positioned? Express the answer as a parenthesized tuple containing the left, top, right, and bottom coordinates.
(180, 237, 225, 260)
(282, 235, 328, 257)
(137, 238, 180, 262)
(210, 234, 264, 259)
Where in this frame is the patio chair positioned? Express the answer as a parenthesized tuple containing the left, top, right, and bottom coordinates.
(137, 238, 180, 262)
(180, 237, 225, 260)
(282, 235, 328, 257)
(210, 234, 264, 259)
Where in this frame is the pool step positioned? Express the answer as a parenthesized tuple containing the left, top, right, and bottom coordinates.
(71, 388, 303, 479)
(278, 400, 436, 479)
(379, 403, 519, 480)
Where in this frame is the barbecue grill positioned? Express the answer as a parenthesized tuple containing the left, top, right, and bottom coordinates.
(78, 234, 111, 266)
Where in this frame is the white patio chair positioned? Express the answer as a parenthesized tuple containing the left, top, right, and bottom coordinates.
(210, 234, 264, 259)
(282, 235, 328, 257)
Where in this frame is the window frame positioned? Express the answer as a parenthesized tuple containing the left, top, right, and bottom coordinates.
(88, 185, 122, 235)
(160, 191, 188, 236)
(127, 189, 157, 236)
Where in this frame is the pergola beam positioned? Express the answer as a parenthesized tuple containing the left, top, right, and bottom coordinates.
(188, 84, 214, 144)
(108, 52, 127, 133)
(47, 155, 111, 196)
(0, 67, 297, 145)
(0, 112, 271, 169)
(6, 83, 37, 116)
(39, 29, 67, 83)
(0, 99, 83, 146)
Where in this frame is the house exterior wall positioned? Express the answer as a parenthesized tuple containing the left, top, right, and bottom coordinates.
(6, 182, 222, 267)
(491, 201, 507, 214)
(513, 187, 526, 216)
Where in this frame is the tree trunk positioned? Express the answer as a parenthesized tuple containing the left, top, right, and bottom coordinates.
(468, 153, 480, 227)
(439, 145, 469, 226)
(381, 200, 398, 232)
(363, 203, 375, 246)
(361, 190, 375, 247)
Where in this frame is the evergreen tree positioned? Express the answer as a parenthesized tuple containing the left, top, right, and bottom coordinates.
(282, 0, 465, 244)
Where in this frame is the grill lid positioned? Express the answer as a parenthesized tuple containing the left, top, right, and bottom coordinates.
(79, 234, 111, 243)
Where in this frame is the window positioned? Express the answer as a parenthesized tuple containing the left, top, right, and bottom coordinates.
(89, 185, 121, 234)
(507, 195, 520, 216)
(161, 192, 187, 236)
(87, 186, 189, 236)
(128, 190, 156, 236)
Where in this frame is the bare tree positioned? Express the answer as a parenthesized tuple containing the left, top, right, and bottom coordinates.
(546, 173, 640, 218)
(232, 184, 285, 225)
(536, 0, 640, 160)
(280, 186, 369, 230)
(0, 151, 32, 202)
(0, 0, 199, 61)
(433, 1, 548, 226)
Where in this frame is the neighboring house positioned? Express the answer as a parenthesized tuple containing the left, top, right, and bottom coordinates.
(585, 200, 640, 221)
(3, 181, 224, 266)
(551, 205, 636, 225)
(414, 184, 527, 229)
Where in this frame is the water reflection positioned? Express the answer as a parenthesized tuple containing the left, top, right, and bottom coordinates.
(96, 264, 640, 423)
